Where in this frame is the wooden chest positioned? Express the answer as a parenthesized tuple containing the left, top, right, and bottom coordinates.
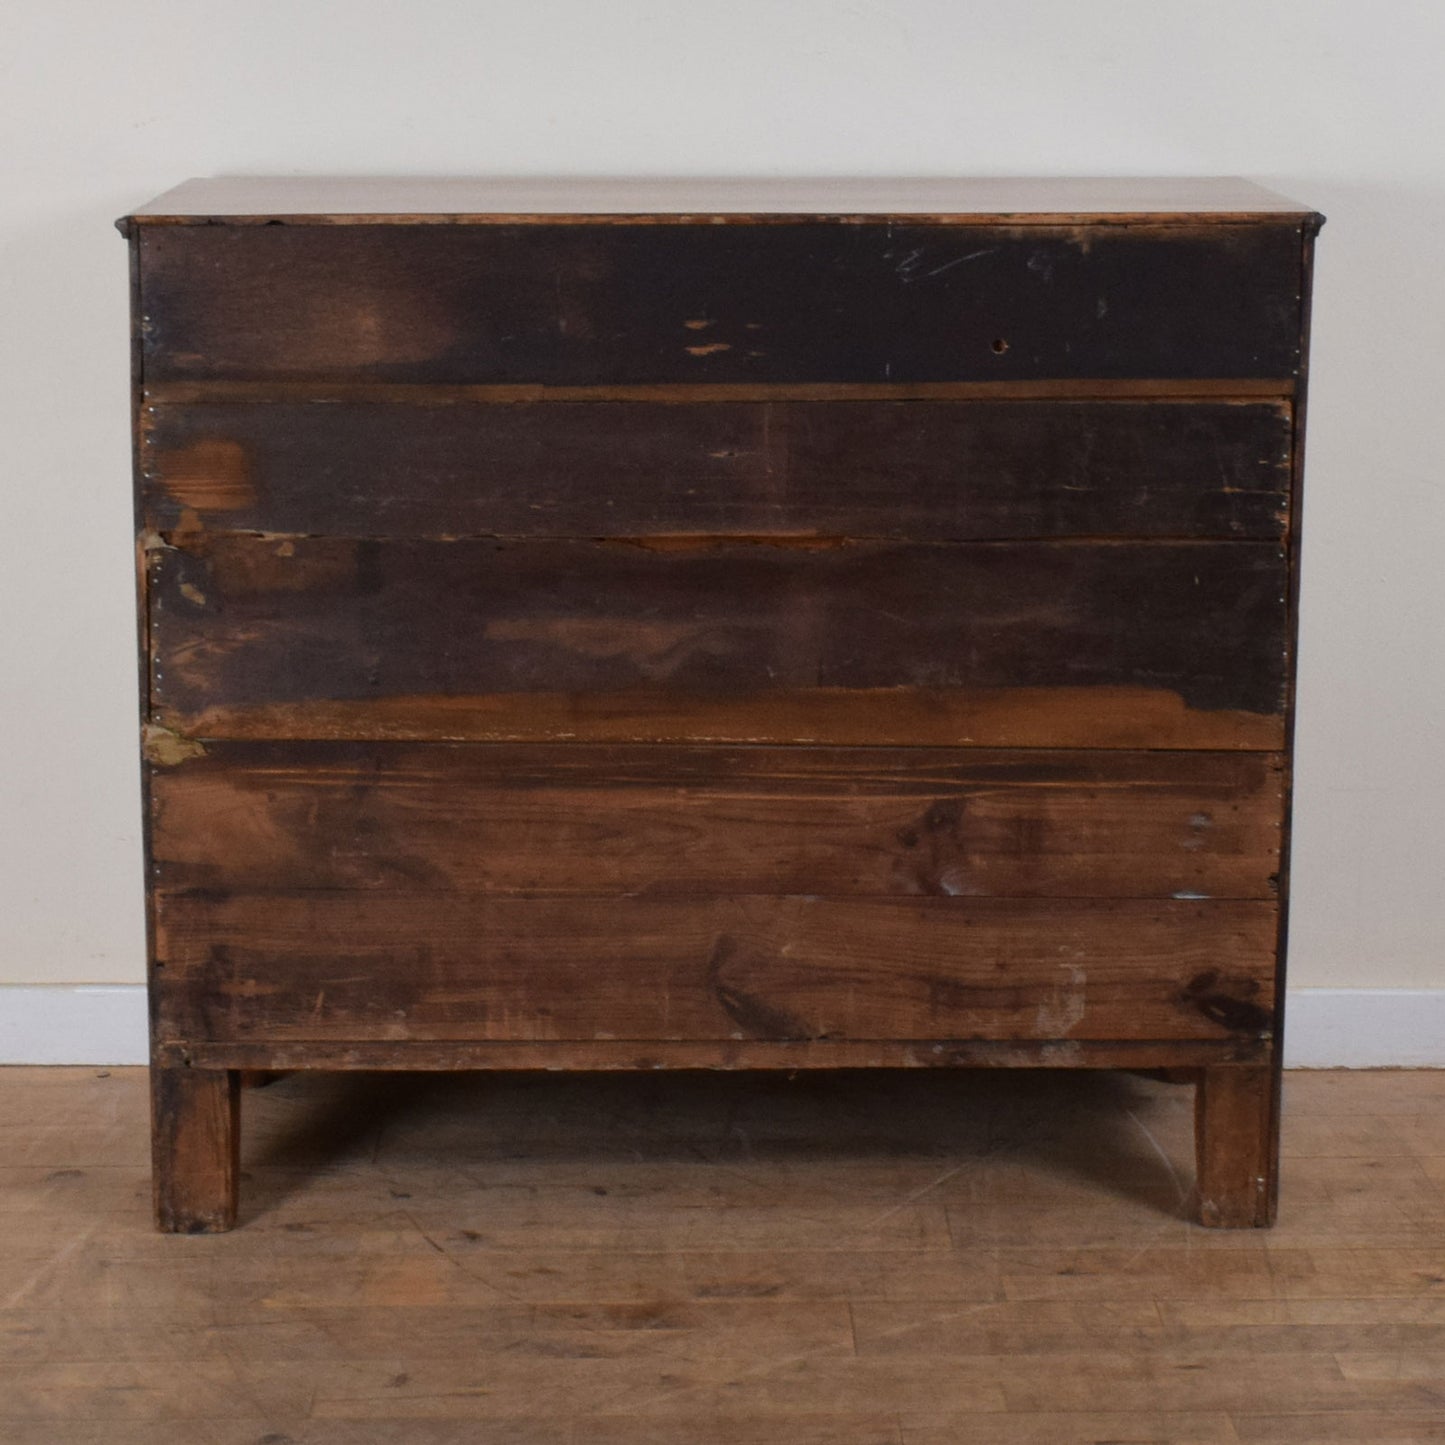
(120, 177, 1322, 1232)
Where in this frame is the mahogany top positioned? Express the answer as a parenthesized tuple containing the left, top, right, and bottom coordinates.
(124, 176, 1320, 226)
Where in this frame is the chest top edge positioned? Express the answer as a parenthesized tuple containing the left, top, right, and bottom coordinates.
(117, 175, 1325, 232)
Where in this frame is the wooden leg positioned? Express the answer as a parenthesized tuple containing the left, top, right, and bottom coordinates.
(151, 1066, 241, 1233)
(1194, 1063, 1277, 1228)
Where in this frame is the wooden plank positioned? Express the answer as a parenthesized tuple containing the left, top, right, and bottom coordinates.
(141, 398, 1293, 540)
(147, 537, 1288, 749)
(142, 378, 1298, 403)
(156, 1038, 1268, 1071)
(17, 1064, 1445, 1440)
(144, 689, 1285, 752)
(902, 1416, 1239, 1445)
(124, 174, 1320, 222)
(149, 743, 1283, 900)
(137, 222, 1304, 385)
(151, 893, 1277, 1046)
(149, 1066, 239, 1233)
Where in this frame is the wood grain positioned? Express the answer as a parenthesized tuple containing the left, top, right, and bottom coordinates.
(155, 1037, 1269, 1071)
(150, 893, 1277, 1047)
(123, 187, 1319, 1242)
(4, 1065, 1435, 1442)
(145, 688, 1287, 751)
(137, 222, 1305, 384)
(141, 377, 1299, 403)
(1256, 218, 1322, 1242)
(148, 1066, 239, 1233)
(140, 398, 1293, 540)
(147, 537, 1289, 748)
(149, 743, 1283, 900)
(124, 173, 1322, 222)
(1196, 1062, 1277, 1227)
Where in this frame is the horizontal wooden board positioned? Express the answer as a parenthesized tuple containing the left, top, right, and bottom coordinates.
(141, 399, 1293, 540)
(151, 893, 1278, 1045)
(147, 537, 1288, 749)
(156, 1037, 1269, 1070)
(149, 744, 1283, 900)
(137, 222, 1304, 385)
(125, 174, 1321, 222)
(141, 378, 1299, 403)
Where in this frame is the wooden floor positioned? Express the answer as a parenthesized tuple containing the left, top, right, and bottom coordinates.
(2, 1067, 1444, 1442)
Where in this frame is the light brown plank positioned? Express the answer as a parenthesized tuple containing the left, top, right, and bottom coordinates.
(149, 743, 1284, 901)
(151, 893, 1278, 1047)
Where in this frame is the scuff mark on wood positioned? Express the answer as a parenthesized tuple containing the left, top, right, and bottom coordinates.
(143, 722, 207, 767)
(1035, 963, 1088, 1036)
(600, 534, 853, 552)
(153, 438, 255, 512)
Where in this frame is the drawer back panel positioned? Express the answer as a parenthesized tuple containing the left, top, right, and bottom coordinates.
(152, 891, 1277, 1047)
(147, 746, 1282, 1049)
(138, 222, 1305, 385)
(150, 743, 1283, 901)
(141, 399, 1292, 541)
(147, 535, 1288, 750)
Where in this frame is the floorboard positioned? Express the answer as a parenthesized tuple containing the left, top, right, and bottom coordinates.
(1, 1066, 1442, 1441)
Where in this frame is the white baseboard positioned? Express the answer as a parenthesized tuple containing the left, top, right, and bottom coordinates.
(1282, 989, 1445, 1068)
(0, 985, 1441, 1068)
(0, 986, 150, 1065)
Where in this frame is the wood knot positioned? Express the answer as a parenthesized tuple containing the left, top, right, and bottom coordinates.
(705, 936, 812, 1040)
(1179, 970, 1273, 1035)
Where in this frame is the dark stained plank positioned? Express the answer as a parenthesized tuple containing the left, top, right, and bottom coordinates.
(151, 893, 1277, 1046)
(138, 222, 1305, 385)
(149, 743, 1283, 901)
(142, 378, 1298, 402)
(146, 537, 1289, 749)
(144, 689, 1285, 752)
(141, 399, 1293, 541)
(150, 1066, 239, 1233)
(157, 1037, 1269, 1071)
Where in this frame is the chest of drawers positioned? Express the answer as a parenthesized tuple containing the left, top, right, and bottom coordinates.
(121, 177, 1321, 1232)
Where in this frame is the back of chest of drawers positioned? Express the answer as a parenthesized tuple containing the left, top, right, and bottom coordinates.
(133, 217, 1310, 1056)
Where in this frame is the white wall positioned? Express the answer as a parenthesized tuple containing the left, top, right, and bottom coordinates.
(2, 0, 1442, 1002)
